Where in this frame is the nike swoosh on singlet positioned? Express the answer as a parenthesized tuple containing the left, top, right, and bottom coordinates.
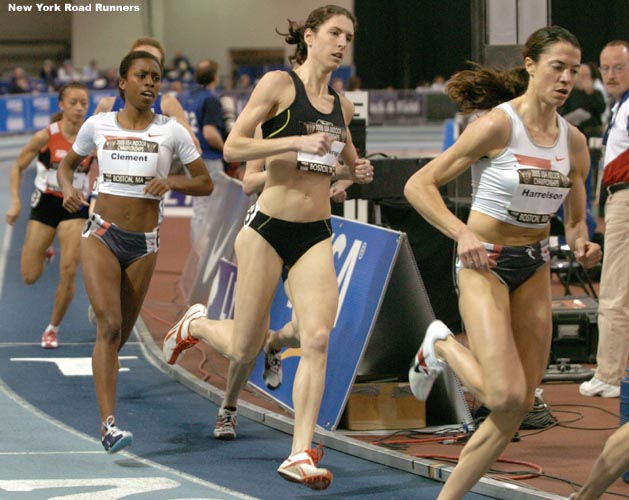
(148, 133, 163, 137)
(555, 157, 565, 161)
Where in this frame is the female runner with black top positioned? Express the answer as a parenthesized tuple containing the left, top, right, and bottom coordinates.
(163, 5, 372, 490)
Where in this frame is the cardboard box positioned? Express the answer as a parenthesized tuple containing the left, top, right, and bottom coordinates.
(341, 382, 426, 431)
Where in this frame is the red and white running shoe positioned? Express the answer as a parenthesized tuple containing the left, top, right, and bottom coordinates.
(408, 320, 452, 400)
(277, 447, 332, 490)
(213, 407, 237, 440)
(41, 328, 59, 349)
(162, 304, 207, 364)
(44, 246, 55, 265)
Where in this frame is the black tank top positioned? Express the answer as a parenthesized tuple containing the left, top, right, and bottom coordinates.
(261, 71, 347, 175)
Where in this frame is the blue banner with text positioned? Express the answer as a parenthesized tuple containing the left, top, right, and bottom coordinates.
(247, 216, 401, 430)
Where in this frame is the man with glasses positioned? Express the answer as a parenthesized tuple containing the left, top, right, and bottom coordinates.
(580, 40, 629, 399)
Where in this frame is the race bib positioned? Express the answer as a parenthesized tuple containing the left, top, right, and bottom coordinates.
(297, 140, 344, 175)
(508, 168, 572, 224)
(45, 163, 86, 192)
(100, 138, 160, 181)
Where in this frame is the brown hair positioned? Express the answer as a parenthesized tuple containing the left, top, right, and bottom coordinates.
(522, 25, 580, 63)
(446, 65, 528, 112)
(602, 40, 629, 52)
(50, 81, 89, 123)
(277, 5, 357, 66)
(130, 37, 166, 66)
(196, 59, 218, 86)
(446, 25, 580, 112)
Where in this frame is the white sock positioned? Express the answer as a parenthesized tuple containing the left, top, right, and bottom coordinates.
(47, 324, 59, 333)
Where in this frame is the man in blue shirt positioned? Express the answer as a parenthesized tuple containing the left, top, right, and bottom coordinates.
(184, 59, 225, 243)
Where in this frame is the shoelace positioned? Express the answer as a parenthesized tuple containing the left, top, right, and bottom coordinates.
(267, 350, 281, 368)
(103, 416, 123, 437)
(218, 410, 236, 427)
(269, 351, 282, 371)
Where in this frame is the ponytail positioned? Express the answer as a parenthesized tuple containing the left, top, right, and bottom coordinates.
(276, 20, 308, 66)
(446, 65, 528, 113)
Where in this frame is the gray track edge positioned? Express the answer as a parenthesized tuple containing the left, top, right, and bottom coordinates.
(134, 319, 566, 500)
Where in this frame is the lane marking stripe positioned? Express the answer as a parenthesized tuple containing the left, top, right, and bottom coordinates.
(0, 378, 259, 500)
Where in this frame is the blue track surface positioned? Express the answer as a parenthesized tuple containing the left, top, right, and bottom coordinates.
(0, 136, 493, 499)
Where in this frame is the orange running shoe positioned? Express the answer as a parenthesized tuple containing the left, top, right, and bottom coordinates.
(277, 447, 332, 490)
(162, 304, 207, 364)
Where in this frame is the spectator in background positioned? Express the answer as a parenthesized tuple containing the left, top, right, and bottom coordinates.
(40, 59, 58, 92)
(182, 59, 225, 243)
(235, 73, 252, 90)
(82, 59, 100, 82)
(331, 76, 345, 94)
(101, 68, 118, 90)
(167, 80, 183, 98)
(171, 49, 193, 81)
(560, 62, 606, 140)
(57, 60, 81, 84)
(579, 40, 629, 399)
(8, 67, 32, 94)
(347, 75, 362, 91)
(430, 74, 447, 91)
(559, 62, 607, 218)
(415, 80, 431, 90)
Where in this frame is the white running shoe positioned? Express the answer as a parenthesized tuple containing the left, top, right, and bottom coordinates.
(101, 416, 132, 453)
(277, 448, 332, 490)
(263, 345, 283, 389)
(579, 377, 620, 398)
(213, 407, 237, 440)
(162, 304, 207, 365)
(408, 320, 452, 400)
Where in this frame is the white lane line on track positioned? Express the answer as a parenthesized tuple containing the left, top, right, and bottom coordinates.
(0, 224, 12, 299)
(0, 451, 103, 455)
(0, 378, 260, 500)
